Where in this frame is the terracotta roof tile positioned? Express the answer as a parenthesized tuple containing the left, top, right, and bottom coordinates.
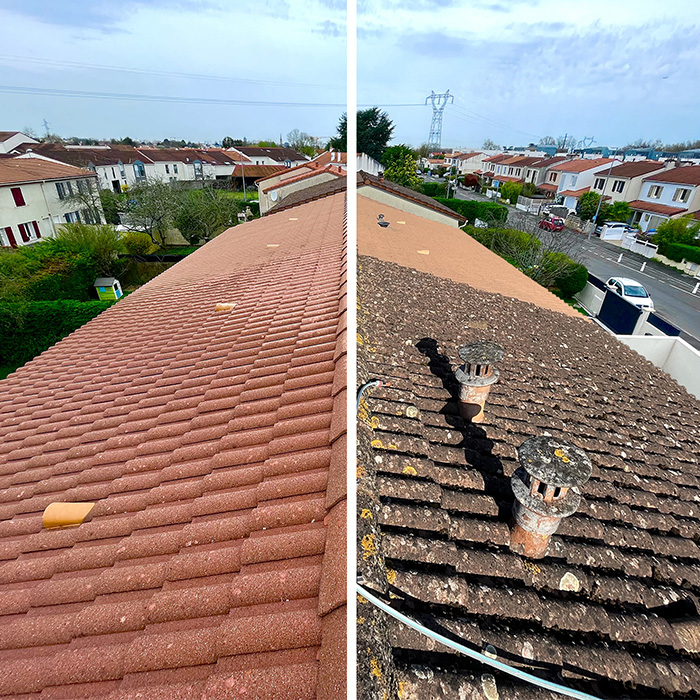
(0, 194, 347, 697)
(628, 199, 687, 216)
(0, 158, 96, 185)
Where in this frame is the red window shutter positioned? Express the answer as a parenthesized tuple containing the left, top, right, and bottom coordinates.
(18, 224, 29, 242)
(32, 221, 41, 238)
(3, 227, 17, 248)
(11, 187, 26, 206)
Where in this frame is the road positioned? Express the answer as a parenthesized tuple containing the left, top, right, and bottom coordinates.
(441, 181, 700, 346)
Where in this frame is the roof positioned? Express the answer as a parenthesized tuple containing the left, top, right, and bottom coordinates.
(510, 156, 546, 168)
(550, 158, 613, 173)
(500, 155, 530, 166)
(454, 152, 482, 160)
(29, 144, 145, 167)
(643, 165, 700, 186)
(94, 277, 117, 286)
(0, 157, 96, 186)
(482, 154, 510, 164)
(601, 161, 667, 179)
(256, 162, 318, 186)
(536, 182, 558, 192)
(358, 171, 465, 223)
(357, 250, 700, 698)
(311, 151, 349, 167)
(528, 156, 568, 169)
(262, 166, 343, 194)
(0, 193, 347, 699)
(232, 164, 287, 179)
(233, 147, 309, 163)
(558, 186, 590, 198)
(266, 176, 348, 215)
(0, 131, 23, 141)
(627, 200, 688, 216)
(490, 175, 524, 184)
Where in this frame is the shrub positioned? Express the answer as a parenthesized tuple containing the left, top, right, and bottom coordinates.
(556, 262, 588, 297)
(52, 223, 123, 276)
(652, 216, 700, 255)
(422, 182, 447, 197)
(500, 181, 523, 204)
(0, 299, 115, 366)
(434, 198, 508, 225)
(122, 230, 153, 255)
(665, 243, 700, 265)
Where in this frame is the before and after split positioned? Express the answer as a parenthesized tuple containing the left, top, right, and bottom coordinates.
(1, 1, 700, 699)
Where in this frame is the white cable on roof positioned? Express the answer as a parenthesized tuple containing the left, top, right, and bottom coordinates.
(356, 583, 604, 700)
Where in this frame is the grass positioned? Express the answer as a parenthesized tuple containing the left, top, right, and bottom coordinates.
(552, 290, 589, 316)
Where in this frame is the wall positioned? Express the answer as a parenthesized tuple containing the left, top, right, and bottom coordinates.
(0, 181, 55, 245)
(575, 280, 604, 315)
(358, 187, 460, 227)
(638, 178, 695, 212)
(618, 335, 700, 399)
(259, 172, 337, 214)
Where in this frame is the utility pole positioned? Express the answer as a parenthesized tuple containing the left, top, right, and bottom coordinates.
(425, 90, 454, 151)
(588, 151, 625, 240)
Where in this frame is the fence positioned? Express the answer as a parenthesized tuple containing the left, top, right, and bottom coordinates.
(621, 233, 658, 258)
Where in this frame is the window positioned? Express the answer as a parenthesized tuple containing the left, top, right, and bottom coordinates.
(77, 179, 89, 195)
(55, 181, 73, 200)
(112, 167, 116, 178)
(17, 223, 30, 242)
(165, 164, 170, 174)
(173, 164, 178, 174)
(648, 184, 663, 199)
(1, 227, 16, 247)
(508, 167, 514, 175)
(594, 178, 605, 190)
(64, 211, 81, 223)
(134, 162, 146, 180)
(673, 188, 691, 203)
(10, 187, 25, 206)
(82, 209, 97, 224)
(548, 171, 557, 182)
(32, 221, 41, 239)
(613, 180, 625, 193)
(571, 175, 578, 187)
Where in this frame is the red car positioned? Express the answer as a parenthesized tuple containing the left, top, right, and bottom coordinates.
(539, 215, 565, 232)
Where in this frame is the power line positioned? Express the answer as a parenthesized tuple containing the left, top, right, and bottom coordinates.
(0, 84, 348, 108)
(0, 53, 343, 91)
(450, 101, 541, 139)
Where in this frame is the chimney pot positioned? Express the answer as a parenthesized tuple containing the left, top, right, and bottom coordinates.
(509, 436, 592, 559)
(455, 341, 504, 423)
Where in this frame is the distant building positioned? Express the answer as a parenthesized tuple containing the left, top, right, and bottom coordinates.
(0, 130, 39, 154)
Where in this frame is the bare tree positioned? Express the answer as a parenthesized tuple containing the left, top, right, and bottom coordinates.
(62, 178, 106, 225)
(120, 179, 178, 246)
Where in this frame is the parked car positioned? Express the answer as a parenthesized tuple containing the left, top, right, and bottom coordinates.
(595, 222, 636, 238)
(605, 277, 655, 311)
(539, 215, 565, 232)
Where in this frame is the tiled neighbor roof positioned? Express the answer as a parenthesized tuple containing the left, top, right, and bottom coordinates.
(0, 192, 348, 699)
(357, 252, 700, 699)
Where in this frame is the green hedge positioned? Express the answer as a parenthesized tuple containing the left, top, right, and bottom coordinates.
(0, 300, 114, 366)
(665, 243, 700, 265)
(421, 182, 447, 197)
(434, 198, 508, 224)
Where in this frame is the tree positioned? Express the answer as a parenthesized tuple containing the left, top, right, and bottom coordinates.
(599, 200, 631, 223)
(383, 150, 421, 189)
(287, 129, 313, 150)
(63, 179, 106, 225)
(175, 187, 241, 244)
(556, 135, 576, 151)
(539, 136, 556, 146)
(328, 108, 395, 162)
(652, 216, 700, 254)
(121, 179, 178, 246)
(482, 139, 499, 150)
(52, 223, 123, 276)
(500, 181, 523, 204)
(577, 191, 601, 221)
(222, 136, 235, 149)
(416, 143, 431, 158)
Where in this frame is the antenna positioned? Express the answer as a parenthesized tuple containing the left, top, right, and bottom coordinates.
(425, 90, 454, 151)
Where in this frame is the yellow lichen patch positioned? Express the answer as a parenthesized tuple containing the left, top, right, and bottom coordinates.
(369, 658, 382, 679)
(562, 456, 570, 463)
(357, 616, 366, 625)
(357, 333, 364, 345)
(357, 465, 366, 479)
(370, 416, 380, 429)
(386, 569, 397, 585)
(388, 443, 398, 450)
(371, 439, 384, 449)
(398, 682, 406, 698)
(402, 465, 417, 476)
(361, 533, 378, 559)
(360, 509, 373, 520)
(554, 449, 564, 458)
(357, 594, 368, 604)
(522, 560, 541, 576)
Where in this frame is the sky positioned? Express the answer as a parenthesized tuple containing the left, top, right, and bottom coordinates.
(0, 0, 346, 144)
(1, 1, 699, 150)
(358, 0, 700, 150)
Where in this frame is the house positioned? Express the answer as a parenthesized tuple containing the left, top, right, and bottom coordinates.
(0, 186, 347, 699)
(0, 130, 39, 154)
(309, 151, 382, 176)
(590, 160, 669, 204)
(228, 146, 310, 168)
(0, 158, 102, 248)
(521, 155, 568, 193)
(548, 157, 615, 209)
(356, 195, 700, 699)
(230, 164, 287, 191)
(452, 152, 485, 176)
(480, 153, 511, 178)
(629, 164, 700, 231)
(358, 171, 465, 228)
(257, 162, 344, 214)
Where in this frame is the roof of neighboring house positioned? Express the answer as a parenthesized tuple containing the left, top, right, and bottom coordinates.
(357, 244, 700, 698)
(500, 155, 530, 166)
(454, 152, 482, 160)
(310, 151, 349, 167)
(197, 149, 250, 165)
(262, 165, 343, 193)
(0, 157, 96, 185)
(628, 199, 688, 216)
(25, 143, 143, 167)
(510, 156, 545, 167)
(491, 175, 524, 183)
(550, 158, 613, 173)
(0, 131, 26, 141)
(358, 171, 465, 223)
(232, 147, 309, 163)
(529, 156, 568, 169)
(232, 164, 287, 179)
(536, 182, 559, 192)
(255, 162, 318, 185)
(559, 186, 591, 198)
(0, 193, 347, 699)
(643, 164, 700, 186)
(266, 176, 348, 215)
(482, 154, 510, 164)
(602, 160, 667, 179)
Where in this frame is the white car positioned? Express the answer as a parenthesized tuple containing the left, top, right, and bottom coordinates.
(605, 277, 655, 311)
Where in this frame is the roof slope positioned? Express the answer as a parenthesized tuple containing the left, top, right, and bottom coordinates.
(0, 193, 347, 699)
(603, 161, 666, 179)
(0, 157, 96, 185)
(628, 200, 687, 216)
(644, 165, 700, 185)
(357, 255, 700, 699)
(267, 177, 348, 215)
(550, 158, 613, 173)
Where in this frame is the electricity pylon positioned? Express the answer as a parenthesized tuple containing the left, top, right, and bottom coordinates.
(425, 90, 454, 151)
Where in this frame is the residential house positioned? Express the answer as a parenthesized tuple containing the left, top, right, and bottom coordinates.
(590, 160, 669, 205)
(257, 162, 345, 214)
(230, 164, 287, 191)
(479, 153, 511, 179)
(356, 191, 700, 699)
(228, 146, 309, 168)
(0, 158, 102, 248)
(309, 150, 382, 176)
(0, 185, 348, 699)
(452, 152, 485, 175)
(521, 155, 568, 194)
(548, 157, 615, 210)
(629, 164, 700, 231)
(0, 130, 39, 154)
(358, 170, 465, 228)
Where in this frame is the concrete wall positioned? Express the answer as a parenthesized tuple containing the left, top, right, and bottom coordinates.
(618, 335, 700, 399)
(358, 187, 460, 227)
(574, 280, 605, 315)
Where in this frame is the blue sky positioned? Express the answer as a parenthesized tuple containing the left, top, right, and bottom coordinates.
(0, 0, 346, 144)
(358, 0, 700, 150)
